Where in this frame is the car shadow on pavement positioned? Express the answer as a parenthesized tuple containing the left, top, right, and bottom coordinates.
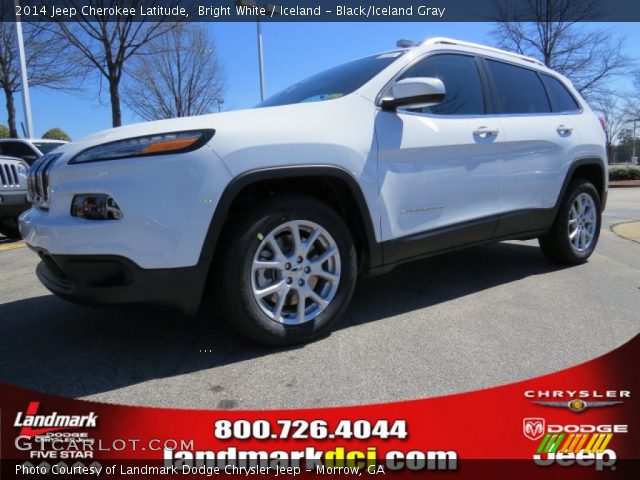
(0, 242, 563, 399)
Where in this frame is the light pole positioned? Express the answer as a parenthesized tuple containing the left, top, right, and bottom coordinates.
(256, 14, 265, 101)
(14, 0, 34, 138)
(216, 99, 224, 113)
(631, 118, 639, 163)
(236, 0, 279, 101)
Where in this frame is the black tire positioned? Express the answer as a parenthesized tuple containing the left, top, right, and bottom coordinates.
(0, 217, 21, 239)
(217, 194, 358, 346)
(538, 179, 601, 264)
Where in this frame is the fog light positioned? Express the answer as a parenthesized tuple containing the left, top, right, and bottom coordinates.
(71, 194, 123, 220)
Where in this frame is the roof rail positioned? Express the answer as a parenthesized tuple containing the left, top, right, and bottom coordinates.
(420, 37, 546, 67)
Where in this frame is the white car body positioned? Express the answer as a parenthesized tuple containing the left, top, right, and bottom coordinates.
(20, 37, 607, 317)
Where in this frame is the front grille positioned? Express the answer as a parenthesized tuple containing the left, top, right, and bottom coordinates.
(0, 162, 20, 187)
(27, 153, 61, 208)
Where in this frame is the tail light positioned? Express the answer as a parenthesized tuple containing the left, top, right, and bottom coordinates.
(598, 117, 606, 131)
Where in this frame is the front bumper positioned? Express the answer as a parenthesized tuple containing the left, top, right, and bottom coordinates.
(31, 247, 210, 314)
(0, 190, 29, 219)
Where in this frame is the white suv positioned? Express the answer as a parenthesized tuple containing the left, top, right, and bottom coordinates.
(20, 38, 607, 345)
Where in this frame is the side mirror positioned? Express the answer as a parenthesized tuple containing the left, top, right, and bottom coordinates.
(380, 77, 446, 110)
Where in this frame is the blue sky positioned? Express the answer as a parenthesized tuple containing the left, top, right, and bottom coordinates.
(13, 22, 640, 139)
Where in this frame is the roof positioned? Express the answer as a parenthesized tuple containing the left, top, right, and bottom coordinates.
(420, 37, 545, 67)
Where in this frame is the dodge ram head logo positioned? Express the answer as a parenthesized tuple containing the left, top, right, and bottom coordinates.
(523, 418, 545, 441)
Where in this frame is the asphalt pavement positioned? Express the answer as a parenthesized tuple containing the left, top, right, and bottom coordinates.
(1, 189, 638, 409)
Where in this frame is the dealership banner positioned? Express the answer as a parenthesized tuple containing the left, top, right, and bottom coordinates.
(1, 335, 638, 478)
(4, 0, 640, 22)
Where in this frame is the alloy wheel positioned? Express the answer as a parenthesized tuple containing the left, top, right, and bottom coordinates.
(251, 220, 341, 325)
(567, 192, 596, 253)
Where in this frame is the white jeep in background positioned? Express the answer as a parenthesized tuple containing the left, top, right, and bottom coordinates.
(0, 138, 68, 166)
(20, 38, 607, 345)
(0, 156, 29, 238)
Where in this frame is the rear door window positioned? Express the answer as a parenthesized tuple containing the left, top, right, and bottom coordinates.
(486, 60, 551, 114)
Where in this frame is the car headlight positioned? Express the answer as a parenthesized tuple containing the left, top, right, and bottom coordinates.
(69, 129, 214, 164)
(16, 161, 28, 177)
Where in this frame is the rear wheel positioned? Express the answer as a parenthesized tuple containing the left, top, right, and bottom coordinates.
(0, 217, 21, 239)
(218, 194, 357, 345)
(539, 179, 601, 264)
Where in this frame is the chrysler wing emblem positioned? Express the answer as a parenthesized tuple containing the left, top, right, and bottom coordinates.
(532, 399, 623, 413)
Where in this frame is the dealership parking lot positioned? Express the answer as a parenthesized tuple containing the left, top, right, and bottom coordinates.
(1, 189, 639, 409)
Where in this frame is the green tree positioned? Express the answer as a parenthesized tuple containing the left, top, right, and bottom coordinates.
(614, 129, 635, 162)
(0, 124, 9, 138)
(42, 128, 71, 141)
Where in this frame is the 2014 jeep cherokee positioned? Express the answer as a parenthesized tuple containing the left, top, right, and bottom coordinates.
(20, 38, 607, 345)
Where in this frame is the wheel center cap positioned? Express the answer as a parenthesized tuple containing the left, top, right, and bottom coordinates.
(290, 265, 304, 277)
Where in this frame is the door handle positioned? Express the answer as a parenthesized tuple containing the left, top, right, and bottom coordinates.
(557, 125, 574, 135)
(473, 126, 499, 137)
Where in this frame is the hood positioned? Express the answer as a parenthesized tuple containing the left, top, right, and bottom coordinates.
(54, 94, 371, 163)
(74, 95, 362, 146)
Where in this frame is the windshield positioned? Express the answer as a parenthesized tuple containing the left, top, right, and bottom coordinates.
(33, 142, 65, 154)
(258, 51, 405, 108)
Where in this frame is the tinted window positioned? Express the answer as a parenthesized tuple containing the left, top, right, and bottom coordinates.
(399, 54, 485, 115)
(259, 51, 405, 107)
(0, 142, 37, 162)
(541, 75, 580, 113)
(487, 60, 550, 114)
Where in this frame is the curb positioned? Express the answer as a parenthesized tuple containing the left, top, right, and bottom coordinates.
(609, 183, 640, 188)
(611, 221, 640, 244)
(0, 241, 26, 252)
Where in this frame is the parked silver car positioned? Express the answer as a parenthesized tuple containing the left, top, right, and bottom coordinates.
(0, 156, 29, 238)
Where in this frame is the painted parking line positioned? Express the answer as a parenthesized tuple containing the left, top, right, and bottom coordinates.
(0, 241, 26, 252)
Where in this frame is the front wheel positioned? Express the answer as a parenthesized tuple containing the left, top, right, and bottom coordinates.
(218, 194, 358, 345)
(539, 179, 601, 264)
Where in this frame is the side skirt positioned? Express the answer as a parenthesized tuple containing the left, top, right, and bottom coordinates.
(372, 208, 555, 275)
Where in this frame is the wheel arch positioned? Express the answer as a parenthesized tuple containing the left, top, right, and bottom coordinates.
(199, 165, 382, 271)
(556, 157, 607, 213)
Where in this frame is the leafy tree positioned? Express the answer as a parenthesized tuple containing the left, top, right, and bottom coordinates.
(0, 124, 9, 138)
(42, 128, 71, 141)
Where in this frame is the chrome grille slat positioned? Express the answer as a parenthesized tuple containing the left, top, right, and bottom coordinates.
(27, 153, 61, 207)
(10, 164, 18, 184)
(1, 162, 19, 186)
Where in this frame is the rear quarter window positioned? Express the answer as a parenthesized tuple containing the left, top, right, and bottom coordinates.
(541, 74, 581, 113)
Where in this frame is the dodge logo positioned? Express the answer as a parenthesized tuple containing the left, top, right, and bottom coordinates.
(523, 418, 545, 441)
